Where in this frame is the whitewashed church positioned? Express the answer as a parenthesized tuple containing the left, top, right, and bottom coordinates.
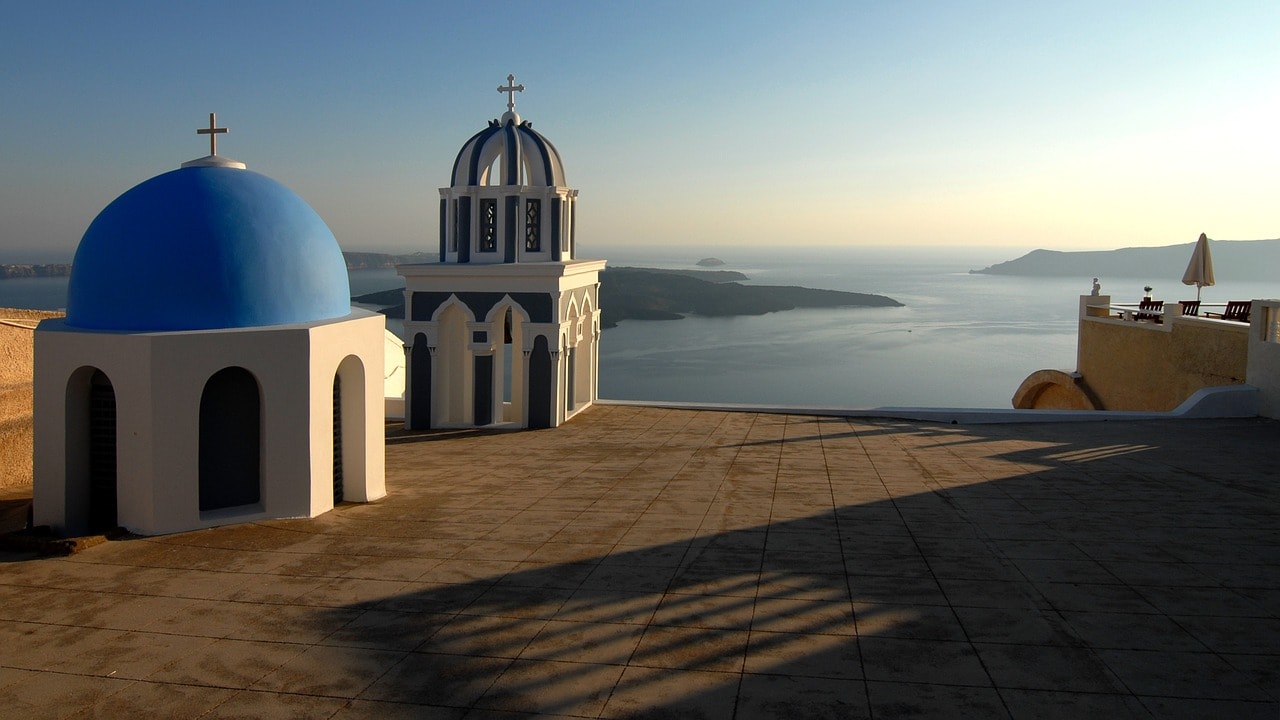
(33, 116, 386, 537)
(399, 76, 605, 429)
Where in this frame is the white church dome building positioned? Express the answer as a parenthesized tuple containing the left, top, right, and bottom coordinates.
(33, 116, 387, 536)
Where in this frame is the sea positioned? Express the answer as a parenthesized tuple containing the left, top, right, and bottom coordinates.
(7, 246, 1275, 409)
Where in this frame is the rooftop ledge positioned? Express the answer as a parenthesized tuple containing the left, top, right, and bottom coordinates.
(397, 259, 606, 279)
(598, 382, 1261, 425)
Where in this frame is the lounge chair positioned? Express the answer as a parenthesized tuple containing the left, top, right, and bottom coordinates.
(1221, 301, 1251, 323)
(1134, 299, 1164, 323)
(1179, 300, 1201, 316)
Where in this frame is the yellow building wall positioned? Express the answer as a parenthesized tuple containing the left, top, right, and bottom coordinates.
(0, 310, 63, 488)
(1076, 318, 1249, 411)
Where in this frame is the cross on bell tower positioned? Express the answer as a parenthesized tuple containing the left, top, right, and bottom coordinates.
(196, 112, 228, 156)
(497, 74, 525, 113)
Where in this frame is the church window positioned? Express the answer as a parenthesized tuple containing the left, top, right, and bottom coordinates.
(449, 200, 458, 252)
(525, 199, 541, 252)
(479, 198, 497, 252)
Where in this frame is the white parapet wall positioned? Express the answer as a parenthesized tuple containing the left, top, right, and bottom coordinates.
(1246, 299, 1280, 419)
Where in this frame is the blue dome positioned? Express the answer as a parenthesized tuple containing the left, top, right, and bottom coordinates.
(67, 165, 351, 331)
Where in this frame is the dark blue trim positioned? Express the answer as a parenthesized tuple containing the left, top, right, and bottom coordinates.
(504, 196, 518, 262)
(438, 198, 447, 261)
(464, 124, 503, 186)
(550, 199, 562, 261)
(473, 355, 493, 426)
(457, 197, 471, 263)
(450, 126, 489, 186)
(518, 124, 556, 186)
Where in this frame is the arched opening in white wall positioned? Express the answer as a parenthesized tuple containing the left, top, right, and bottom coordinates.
(435, 302, 472, 426)
(332, 373, 344, 505)
(575, 293, 596, 410)
(335, 355, 366, 504)
(63, 366, 117, 535)
(528, 334, 554, 429)
(199, 367, 261, 513)
(491, 302, 529, 424)
(409, 332, 432, 430)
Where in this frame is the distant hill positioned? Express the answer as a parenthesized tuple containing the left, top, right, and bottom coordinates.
(971, 238, 1280, 281)
(342, 251, 434, 269)
(1, 264, 71, 279)
(354, 266, 902, 328)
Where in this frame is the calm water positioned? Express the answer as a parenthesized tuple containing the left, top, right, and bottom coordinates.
(7, 250, 1275, 409)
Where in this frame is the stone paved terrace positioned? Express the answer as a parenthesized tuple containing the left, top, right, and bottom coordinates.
(1, 406, 1277, 719)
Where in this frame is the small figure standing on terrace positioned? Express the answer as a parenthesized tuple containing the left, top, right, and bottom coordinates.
(1091, 278, 1101, 296)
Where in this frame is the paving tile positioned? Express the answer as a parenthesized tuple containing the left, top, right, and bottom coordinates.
(599, 665, 739, 720)
(1093, 648, 1273, 701)
(518, 620, 646, 664)
(997, 688, 1148, 719)
(743, 630, 862, 679)
(973, 642, 1123, 693)
(333, 699, 466, 719)
(553, 587, 662, 625)
(1, 673, 133, 720)
(359, 651, 511, 707)
(853, 602, 965, 641)
(474, 658, 625, 716)
(252, 645, 407, 698)
(952, 606, 1076, 646)
(1135, 696, 1279, 719)
(145, 638, 309, 689)
(751, 596, 858, 636)
(423, 613, 548, 659)
(865, 680, 1008, 719)
(858, 637, 990, 686)
(1170, 615, 1280, 654)
(737, 674, 871, 719)
(320, 610, 452, 652)
(631, 624, 749, 672)
(202, 689, 353, 719)
(67, 679, 238, 719)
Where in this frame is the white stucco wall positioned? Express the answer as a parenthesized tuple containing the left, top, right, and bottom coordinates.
(33, 310, 385, 536)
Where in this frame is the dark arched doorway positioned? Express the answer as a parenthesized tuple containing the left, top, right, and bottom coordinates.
(199, 367, 261, 512)
(87, 369, 117, 533)
(332, 373, 343, 505)
(409, 332, 432, 430)
(528, 335, 553, 429)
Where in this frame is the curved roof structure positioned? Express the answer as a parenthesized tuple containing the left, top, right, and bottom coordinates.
(67, 165, 351, 331)
(449, 112, 567, 188)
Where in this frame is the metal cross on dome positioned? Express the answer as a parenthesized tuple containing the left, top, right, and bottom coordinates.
(497, 74, 525, 112)
(196, 112, 228, 156)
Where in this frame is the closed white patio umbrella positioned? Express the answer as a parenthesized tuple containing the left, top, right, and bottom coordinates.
(1181, 232, 1215, 301)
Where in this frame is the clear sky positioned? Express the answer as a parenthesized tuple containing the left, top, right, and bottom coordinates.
(2, 1, 1276, 261)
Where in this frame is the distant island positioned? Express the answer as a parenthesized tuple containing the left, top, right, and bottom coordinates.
(1, 264, 71, 279)
(696, 257, 726, 267)
(0, 252, 430, 280)
(971, 238, 1280, 281)
(354, 266, 902, 329)
(342, 251, 434, 269)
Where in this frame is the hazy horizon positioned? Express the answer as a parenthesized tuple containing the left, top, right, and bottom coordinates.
(3, 2, 1276, 261)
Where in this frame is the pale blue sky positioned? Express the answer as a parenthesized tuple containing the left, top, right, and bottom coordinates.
(2, 1, 1276, 261)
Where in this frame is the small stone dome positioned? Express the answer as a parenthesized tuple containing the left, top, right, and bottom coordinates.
(67, 165, 351, 331)
(450, 114, 566, 188)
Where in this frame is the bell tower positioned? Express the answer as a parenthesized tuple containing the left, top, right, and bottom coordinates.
(399, 76, 605, 429)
